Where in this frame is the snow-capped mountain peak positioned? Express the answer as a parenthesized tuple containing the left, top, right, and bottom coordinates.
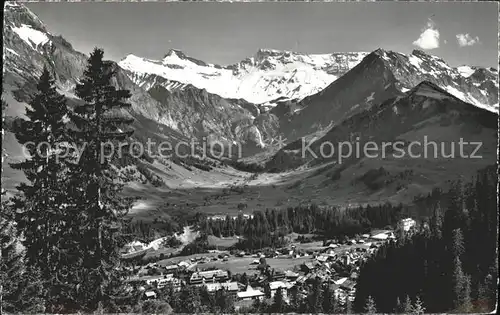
(161, 48, 212, 67)
(373, 48, 498, 112)
(118, 49, 369, 104)
(163, 48, 185, 59)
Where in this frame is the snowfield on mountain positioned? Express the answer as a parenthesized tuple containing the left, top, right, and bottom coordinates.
(119, 49, 368, 104)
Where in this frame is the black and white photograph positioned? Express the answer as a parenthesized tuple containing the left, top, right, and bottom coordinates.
(1, 0, 498, 314)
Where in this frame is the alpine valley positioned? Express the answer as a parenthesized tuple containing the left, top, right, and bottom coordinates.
(2, 1, 498, 218)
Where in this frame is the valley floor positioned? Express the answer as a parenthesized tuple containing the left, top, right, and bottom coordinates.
(126, 150, 492, 220)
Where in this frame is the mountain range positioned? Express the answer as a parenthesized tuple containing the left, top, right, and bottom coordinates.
(119, 49, 369, 105)
(2, 1, 498, 213)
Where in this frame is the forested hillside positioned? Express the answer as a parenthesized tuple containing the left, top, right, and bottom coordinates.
(354, 165, 498, 313)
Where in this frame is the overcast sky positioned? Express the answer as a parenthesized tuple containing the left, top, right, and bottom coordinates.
(26, 1, 499, 68)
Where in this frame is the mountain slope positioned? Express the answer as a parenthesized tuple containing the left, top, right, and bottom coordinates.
(1, 2, 201, 193)
(263, 81, 497, 204)
(146, 83, 266, 147)
(3, 1, 498, 210)
(118, 46, 497, 152)
(3, 2, 287, 150)
(119, 49, 368, 104)
(274, 48, 498, 142)
(2, 2, 87, 113)
(2, 2, 180, 128)
(380, 49, 498, 111)
(120, 48, 368, 149)
(269, 80, 497, 167)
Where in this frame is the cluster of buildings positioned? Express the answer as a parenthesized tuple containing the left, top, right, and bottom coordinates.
(129, 239, 391, 309)
(207, 213, 254, 221)
(123, 220, 415, 309)
(128, 256, 301, 305)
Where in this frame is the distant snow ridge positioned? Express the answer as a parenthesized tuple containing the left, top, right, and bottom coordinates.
(377, 49, 499, 113)
(119, 49, 368, 104)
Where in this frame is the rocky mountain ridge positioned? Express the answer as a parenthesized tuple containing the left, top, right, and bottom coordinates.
(119, 48, 369, 105)
(264, 80, 497, 203)
(271, 48, 498, 143)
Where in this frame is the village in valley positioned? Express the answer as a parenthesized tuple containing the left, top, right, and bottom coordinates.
(120, 217, 416, 311)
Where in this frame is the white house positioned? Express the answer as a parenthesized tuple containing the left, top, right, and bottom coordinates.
(143, 275, 164, 286)
(371, 232, 390, 240)
(269, 281, 292, 299)
(157, 275, 181, 288)
(237, 286, 265, 301)
(122, 240, 146, 254)
(178, 261, 191, 269)
(203, 282, 239, 296)
(144, 291, 157, 299)
(334, 277, 348, 285)
(399, 218, 416, 232)
(190, 269, 230, 284)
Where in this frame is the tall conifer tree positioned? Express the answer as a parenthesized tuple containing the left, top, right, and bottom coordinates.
(9, 67, 74, 311)
(0, 198, 45, 313)
(364, 295, 377, 314)
(272, 287, 286, 313)
(411, 296, 426, 315)
(68, 48, 134, 311)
